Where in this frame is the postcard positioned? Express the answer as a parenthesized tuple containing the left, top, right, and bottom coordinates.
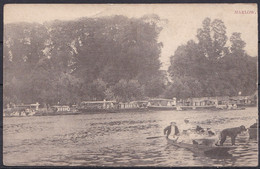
(3, 3, 258, 166)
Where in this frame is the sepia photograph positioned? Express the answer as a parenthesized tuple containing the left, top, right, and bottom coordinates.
(3, 3, 258, 166)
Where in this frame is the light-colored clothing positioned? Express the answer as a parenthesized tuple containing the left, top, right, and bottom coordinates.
(180, 123, 194, 134)
(178, 123, 194, 143)
(169, 125, 177, 140)
(178, 129, 219, 145)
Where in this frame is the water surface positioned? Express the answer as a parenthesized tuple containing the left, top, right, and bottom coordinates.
(3, 107, 258, 166)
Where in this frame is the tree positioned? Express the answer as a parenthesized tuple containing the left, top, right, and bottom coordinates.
(88, 79, 107, 101)
(112, 79, 144, 102)
(4, 15, 165, 105)
(168, 17, 257, 98)
(144, 70, 167, 98)
(197, 18, 228, 59)
(230, 32, 246, 56)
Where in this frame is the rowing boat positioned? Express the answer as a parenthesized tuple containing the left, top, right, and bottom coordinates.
(248, 128, 257, 139)
(166, 137, 237, 155)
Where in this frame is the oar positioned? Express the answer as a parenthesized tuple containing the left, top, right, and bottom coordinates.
(146, 136, 165, 139)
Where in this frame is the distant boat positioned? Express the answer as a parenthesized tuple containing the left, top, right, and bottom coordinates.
(4, 106, 37, 117)
(248, 128, 257, 139)
(78, 101, 117, 113)
(147, 99, 176, 110)
(49, 105, 76, 115)
(78, 100, 149, 113)
(248, 122, 257, 140)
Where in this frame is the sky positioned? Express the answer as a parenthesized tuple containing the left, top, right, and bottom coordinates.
(4, 4, 258, 70)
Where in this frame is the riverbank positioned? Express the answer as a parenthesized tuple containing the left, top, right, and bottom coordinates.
(3, 105, 257, 118)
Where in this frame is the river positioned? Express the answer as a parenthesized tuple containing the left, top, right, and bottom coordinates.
(3, 107, 258, 166)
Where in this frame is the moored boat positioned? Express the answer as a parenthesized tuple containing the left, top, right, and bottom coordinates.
(248, 122, 257, 139)
(147, 98, 176, 111)
(148, 105, 176, 110)
(78, 100, 149, 113)
(248, 128, 257, 139)
(78, 101, 117, 113)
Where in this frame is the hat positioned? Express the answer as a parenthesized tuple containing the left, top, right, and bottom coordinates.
(184, 118, 189, 123)
(170, 122, 176, 125)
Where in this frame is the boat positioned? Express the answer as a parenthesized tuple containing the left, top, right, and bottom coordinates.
(248, 128, 257, 139)
(180, 105, 216, 111)
(147, 99, 176, 110)
(4, 106, 37, 117)
(248, 122, 257, 139)
(148, 105, 176, 110)
(78, 100, 149, 113)
(166, 138, 237, 155)
(77, 101, 117, 113)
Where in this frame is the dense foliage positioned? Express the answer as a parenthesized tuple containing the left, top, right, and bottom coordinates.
(4, 15, 164, 106)
(166, 18, 257, 99)
(4, 16, 257, 106)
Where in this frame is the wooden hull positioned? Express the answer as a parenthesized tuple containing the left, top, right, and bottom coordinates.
(78, 108, 147, 114)
(248, 128, 257, 139)
(179, 106, 216, 111)
(166, 138, 237, 155)
(148, 106, 176, 111)
(34, 111, 81, 116)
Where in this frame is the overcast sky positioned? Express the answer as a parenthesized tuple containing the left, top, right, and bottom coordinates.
(4, 4, 257, 70)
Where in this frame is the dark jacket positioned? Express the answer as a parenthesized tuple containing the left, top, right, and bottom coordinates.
(164, 125, 180, 138)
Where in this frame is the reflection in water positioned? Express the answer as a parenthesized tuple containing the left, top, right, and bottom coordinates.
(3, 107, 258, 166)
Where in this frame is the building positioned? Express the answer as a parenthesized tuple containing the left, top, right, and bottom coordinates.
(16, 102, 40, 110)
(190, 97, 218, 107)
(78, 100, 116, 113)
(51, 105, 70, 112)
(147, 98, 176, 110)
(148, 98, 176, 107)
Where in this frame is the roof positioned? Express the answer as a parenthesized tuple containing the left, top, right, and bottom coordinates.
(30, 103, 40, 106)
(81, 101, 116, 104)
(131, 101, 148, 103)
(52, 105, 70, 108)
(16, 103, 40, 107)
(149, 98, 174, 101)
(16, 105, 32, 107)
(230, 96, 247, 100)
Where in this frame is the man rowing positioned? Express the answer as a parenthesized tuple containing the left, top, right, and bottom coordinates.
(164, 119, 195, 143)
(163, 122, 180, 140)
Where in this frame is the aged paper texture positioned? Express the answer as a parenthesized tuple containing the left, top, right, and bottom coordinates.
(3, 4, 258, 166)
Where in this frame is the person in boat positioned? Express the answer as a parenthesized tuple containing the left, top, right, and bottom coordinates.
(180, 118, 194, 134)
(164, 122, 180, 140)
(195, 125, 205, 134)
(177, 119, 196, 144)
(189, 126, 218, 146)
(179, 121, 213, 145)
(206, 128, 216, 136)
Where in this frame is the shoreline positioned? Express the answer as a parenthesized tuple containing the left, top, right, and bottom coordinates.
(3, 106, 257, 118)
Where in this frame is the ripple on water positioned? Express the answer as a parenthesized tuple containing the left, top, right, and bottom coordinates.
(3, 108, 258, 166)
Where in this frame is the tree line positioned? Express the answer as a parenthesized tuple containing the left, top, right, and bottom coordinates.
(165, 18, 257, 99)
(3, 16, 257, 107)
